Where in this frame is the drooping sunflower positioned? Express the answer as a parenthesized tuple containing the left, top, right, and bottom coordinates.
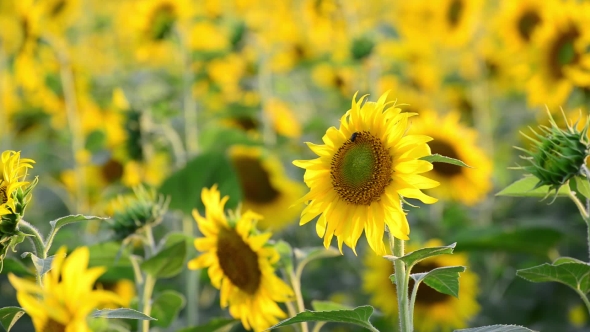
(0, 150, 35, 217)
(229, 145, 305, 230)
(293, 92, 439, 255)
(8, 246, 122, 332)
(411, 110, 492, 205)
(527, 1, 590, 108)
(363, 239, 480, 332)
(188, 185, 293, 331)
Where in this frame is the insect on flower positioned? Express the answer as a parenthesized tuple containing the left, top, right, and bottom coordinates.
(350, 132, 359, 142)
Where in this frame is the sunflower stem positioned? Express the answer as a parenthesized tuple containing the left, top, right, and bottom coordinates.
(390, 232, 412, 332)
(178, 28, 199, 158)
(408, 279, 421, 327)
(567, 188, 590, 261)
(141, 274, 156, 332)
(183, 215, 199, 326)
(18, 220, 46, 258)
(289, 270, 309, 332)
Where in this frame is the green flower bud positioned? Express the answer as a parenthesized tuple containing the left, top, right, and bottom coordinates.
(351, 36, 374, 61)
(518, 111, 590, 194)
(107, 186, 169, 241)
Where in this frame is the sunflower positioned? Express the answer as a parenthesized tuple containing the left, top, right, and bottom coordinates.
(496, 0, 547, 51)
(433, 0, 483, 48)
(293, 92, 439, 255)
(363, 239, 480, 332)
(229, 145, 305, 230)
(0, 150, 35, 217)
(527, 1, 590, 108)
(8, 246, 122, 332)
(411, 110, 492, 205)
(188, 185, 293, 331)
(39, 0, 80, 35)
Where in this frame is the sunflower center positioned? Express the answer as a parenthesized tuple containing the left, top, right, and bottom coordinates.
(150, 4, 176, 41)
(51, 0, 67, 17)
(44, 318, 66, 332)
(0, 184, 8, 205)
(549, 26, 580, 79)
(232, 156, 280, 204)
(517, 10, 541, 42)
(101, 159, 124, 184)
(428, 140, 462, 177)
(331, 131, 392, 205)
(408, 262, 450, 305)
(446, 0, 463, 28)
(216, 227, 261, 295)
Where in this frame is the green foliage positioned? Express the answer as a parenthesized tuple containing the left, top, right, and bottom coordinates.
(0, 307, 25, 332)
(159, 151, 242, 213)
(410, 266, 466, 298)
(386, 243, 456, 268)
(21, 252, 63, 277)
(177, 318, 237, 332)
(151, 290, 186, 327)
(454, 325, 538, 332)
(0, 258, 33, 277)
(496, 177, 570, 197)
(311, 301, 353, 311)
(572, 175, 590, 199)
(140, 241, 186, 278)
(268, 306, 378, 331)
(517, 258, 590, 294)
(420, 154, 472, 168)
(91, 308, 156, 321)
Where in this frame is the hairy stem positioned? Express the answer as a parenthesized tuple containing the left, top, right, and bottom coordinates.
(390, 232, 411, 332)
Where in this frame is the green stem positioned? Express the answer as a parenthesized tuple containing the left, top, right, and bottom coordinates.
(18, 220, 46, 258)
(141, 274, 156, 332)
(289, 270, 309, 332)
(567, 189, 590, 262)
(576, 289, 590, 317)
(408, 279, 420, 327)
(389, 232, 411, 332)
(183, 216, 199, 326)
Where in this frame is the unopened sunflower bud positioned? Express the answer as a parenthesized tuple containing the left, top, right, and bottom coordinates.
(107, 186, 169, 240)
(518, 111, 590, 193)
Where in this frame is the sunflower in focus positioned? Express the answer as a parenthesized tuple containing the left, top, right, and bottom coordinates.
(293, 92, 439, 255)
(527, 1, 590, 108)
(188, 185, 293, 331)
(411, 110, 492, 205)
(363, 239, 480, 332)
(8, 246, 122, 332)
(0, 151, 35, 217)
(230, 145, 305, 230)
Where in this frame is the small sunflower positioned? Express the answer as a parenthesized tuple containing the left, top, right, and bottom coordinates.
(496, 0, 546, 51)
(527, 1, 590, 108)
(363, 239, 480, 332)
(293, 92, 439, 255)
(0, 150, 35, 217)
(435, 0, 483, 48)
(229, 145, 305, 230)
(188, 185, 293, 331)
(411, 110, 492, 205)
(8, 246, 122, 332)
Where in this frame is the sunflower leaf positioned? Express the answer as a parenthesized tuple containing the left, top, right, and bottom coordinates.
(495, 177, 569, 197)
(140, 241, 186, 279)
(516, 258, 590, 294)
(0, 307, 25, 332)
(276, 240, 294, 272)
(411, 266, 466, 298)
(385, 243, 456, 268)
(151, 290, 186, 327)
(20, 252, 64, 277)
(266, 305, 377, 331)
(454, 325, 538, 332)
(91, 308, 156, 320)
(573, 176, 590, 199)
(46, 215, 107, 251)
(177, 318, 237, 332)
(420, 154, 472, 168)
(0, 257, 33, 277)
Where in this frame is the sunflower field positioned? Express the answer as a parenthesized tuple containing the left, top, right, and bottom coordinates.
(2, 0, 590, 331)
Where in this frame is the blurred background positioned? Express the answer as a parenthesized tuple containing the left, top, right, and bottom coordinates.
(0, 0, 589, 331)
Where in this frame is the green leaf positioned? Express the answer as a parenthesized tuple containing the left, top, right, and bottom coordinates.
(517, 259, 590, 294)
(151, 290, 186, 327)
(275, 240, 293, 272)
(311, 301, 353, 311)
(91, 308, 156, 321)
(496, 177, 569, 197)
(386, 243, 456, 268)
(573, 176, 590, 199)
(420, 154, 472, 168)
(0, 258, 33, 276)
(411, 266, 466, 298)
(88, 242, 134, 282)
(21, 252, 64, 277)
(454, 325, 538, 332)
(0, 307, 25, 332)
(49, 214, 106, 233)
(268, 305, 377, 331)
(159, 152, 242, 214)
(453, 226, 563, 256)
(140, 241, 186, 278)
(177, 318, 237, 332)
